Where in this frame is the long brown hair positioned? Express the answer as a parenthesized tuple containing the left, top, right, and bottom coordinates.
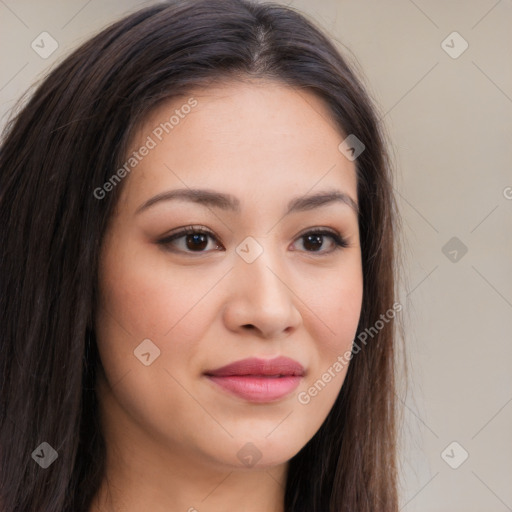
(0, 1, 403, 510)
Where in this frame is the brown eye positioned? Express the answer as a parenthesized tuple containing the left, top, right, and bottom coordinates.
(184, 233, 209, 251)
(158, 226, 224, 254)
(293, 229, 348, 254)
(302, 233, 324, 251)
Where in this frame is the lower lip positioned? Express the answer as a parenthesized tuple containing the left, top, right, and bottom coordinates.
(206, 375, 302, 402)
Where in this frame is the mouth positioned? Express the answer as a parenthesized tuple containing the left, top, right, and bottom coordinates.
(204, 356, 305, 403)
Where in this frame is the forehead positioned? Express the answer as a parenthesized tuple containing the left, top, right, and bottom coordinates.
(120, 79, 358, 210)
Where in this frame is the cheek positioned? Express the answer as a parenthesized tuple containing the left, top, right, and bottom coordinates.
(325, 277, 363, 351)
(292, 266, 362, 431)
(94, 242, 219, 435)
(96, 239, 220, 341)
(295, 257, 363, 356)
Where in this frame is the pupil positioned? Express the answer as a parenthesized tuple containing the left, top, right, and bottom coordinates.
(304, 234, 322, 251)
(186, 233, 208, 251)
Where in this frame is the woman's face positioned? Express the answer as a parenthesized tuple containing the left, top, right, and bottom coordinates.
(95, 80, 363, 474)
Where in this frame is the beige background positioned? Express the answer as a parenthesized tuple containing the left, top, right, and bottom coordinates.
(1, 1, 511, 510)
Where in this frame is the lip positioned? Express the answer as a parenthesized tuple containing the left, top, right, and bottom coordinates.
(204, 356, 305, 403)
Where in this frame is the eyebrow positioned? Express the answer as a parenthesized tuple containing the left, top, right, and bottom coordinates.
(135, 187, 359, 216)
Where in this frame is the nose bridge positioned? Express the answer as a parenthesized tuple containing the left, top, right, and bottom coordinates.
(236, 236, 288, 301)
(226, 235, 301, 337)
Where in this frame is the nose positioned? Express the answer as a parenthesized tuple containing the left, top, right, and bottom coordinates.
(222, 244, 302, 340)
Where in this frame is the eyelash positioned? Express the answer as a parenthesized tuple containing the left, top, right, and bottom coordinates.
(157, 225, 350, 255)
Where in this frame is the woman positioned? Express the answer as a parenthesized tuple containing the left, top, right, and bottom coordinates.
(0, 1, 404, 510)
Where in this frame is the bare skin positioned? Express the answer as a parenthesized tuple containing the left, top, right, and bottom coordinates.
(90, 79, 363, 512)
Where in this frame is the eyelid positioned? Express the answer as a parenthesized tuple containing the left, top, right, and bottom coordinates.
(295, 226, 344, 240)
(291, 227, 350, 251)
(161, 225, 217, 238)
(157, 225, 224, 253)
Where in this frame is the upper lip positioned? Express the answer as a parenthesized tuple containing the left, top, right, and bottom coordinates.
(204, 356, 305, 377)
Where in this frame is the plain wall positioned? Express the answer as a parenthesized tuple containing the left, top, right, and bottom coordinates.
(1, 1, 511, 510)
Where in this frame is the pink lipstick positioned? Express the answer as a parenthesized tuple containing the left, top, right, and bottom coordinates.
(204, 356, 304, 403)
